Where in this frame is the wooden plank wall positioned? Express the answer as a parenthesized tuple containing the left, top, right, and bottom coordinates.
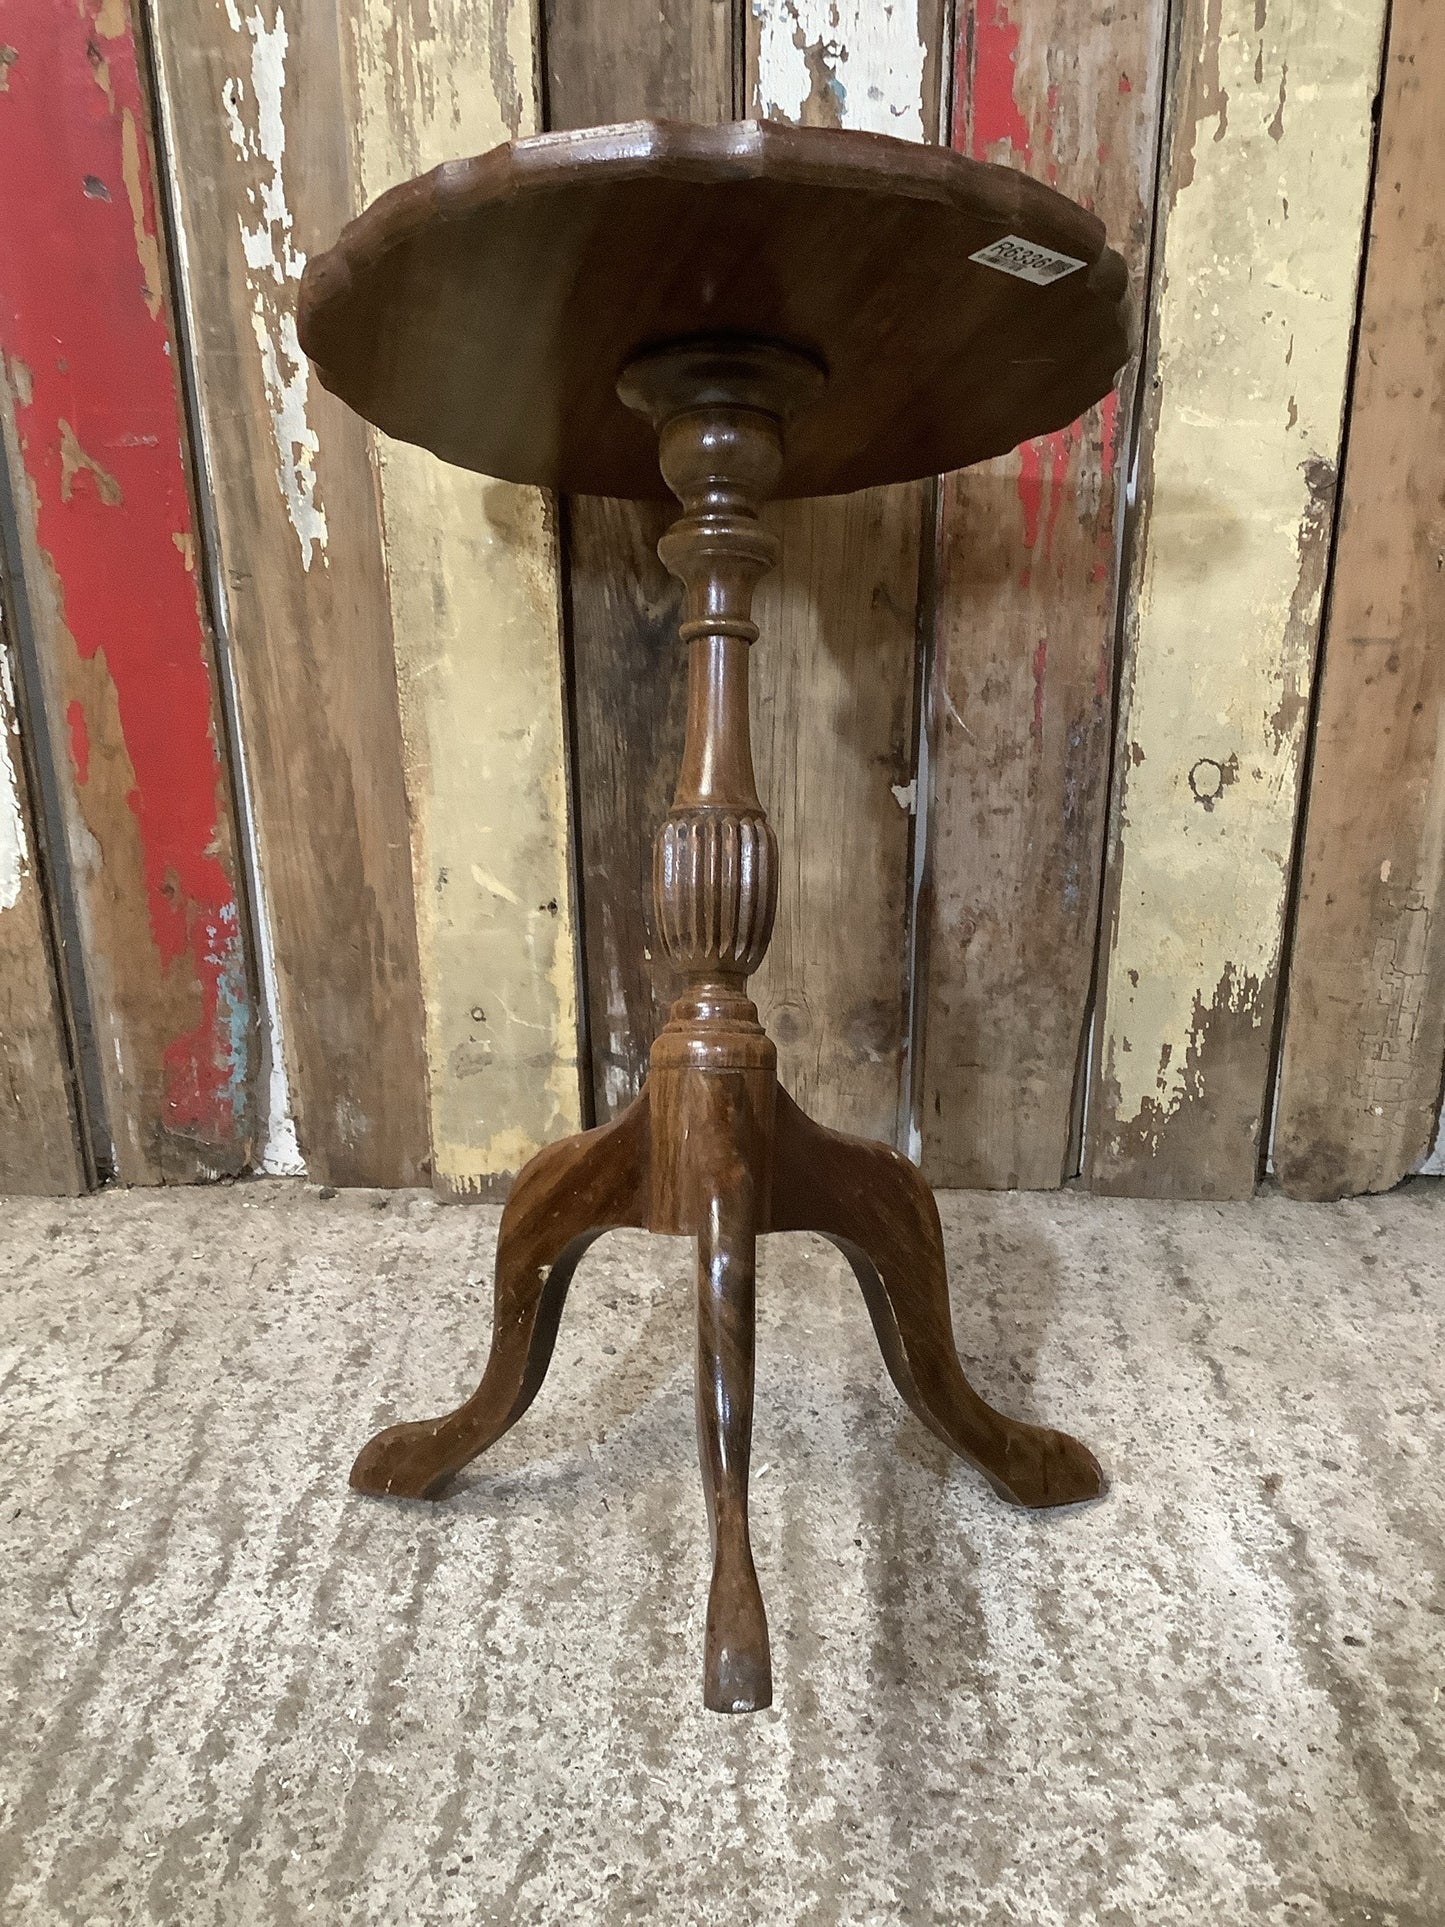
(4, 0, 1443, 1202)
(1273, 0, 1445, 1200)
(0, 585, 84, 1194)
(563, 0, 944, 1147)
(1086, 0, 1390, 1198)
(916, 0, 1167, 1188)
(0, 0, 256, 1185)
(547, 0, 732, 1125)
(147, 0, 432, 1188)
(745, 0, 943, 1145)
(348, 0, 582, 1197)
(147, 0, 581, 1192)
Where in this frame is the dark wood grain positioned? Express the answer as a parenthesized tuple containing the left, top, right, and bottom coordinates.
(298, 120, 1130, 501)
(338, 236, 1115, 1703)
(622, 357, 786, 1710)
(696, 1156, 770, 1713)
(771, 1086, 1101, 1506)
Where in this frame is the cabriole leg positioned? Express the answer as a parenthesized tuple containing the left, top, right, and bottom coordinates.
(350, 1093, 651, 1500)
(771, 1087, 1103, 1509)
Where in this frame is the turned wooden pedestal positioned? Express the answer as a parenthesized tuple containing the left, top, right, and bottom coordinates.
(299, 118, 1131, 1712)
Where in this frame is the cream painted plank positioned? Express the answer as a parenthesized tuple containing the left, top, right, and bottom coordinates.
(746, 0, 945, 1144)
(1086, 0, 1387, 1198)
(1274, 0, 1445, 1200)
(348, 0, 581, 1197)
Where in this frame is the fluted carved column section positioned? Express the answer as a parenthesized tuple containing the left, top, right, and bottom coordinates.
(655, 809, 777, 979)
(616, 339, 824, 1052)
(650, 398, 777, 999)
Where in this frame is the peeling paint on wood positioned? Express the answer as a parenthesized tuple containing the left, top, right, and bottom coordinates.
(219, 0, 327, 568)
(150, 0, 431, 1186)
(0, 0, 255, 1182)
(1086, 0, 1388, 1199)
(1274, 0, 1445, 1200)
(916, 0, 1166, 1190)
(349, 0, 582, 1196)
(752, 0, 930, 141)
(746, 0, 944, 1145)
(0, 616, 84, 1194)
(0, 646, 26, 914)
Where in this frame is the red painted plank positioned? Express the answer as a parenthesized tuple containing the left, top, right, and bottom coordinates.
(913, 0, 1163, 1188)
(0, 0, 254, 1177)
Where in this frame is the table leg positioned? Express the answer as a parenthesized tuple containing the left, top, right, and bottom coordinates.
(696, 1162, 771, 1713)
(350, 1091, 651, 1500)
(771, 1087, 1104, 1510)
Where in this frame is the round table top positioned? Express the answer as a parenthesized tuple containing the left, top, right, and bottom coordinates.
(298, 119, 1131, 502)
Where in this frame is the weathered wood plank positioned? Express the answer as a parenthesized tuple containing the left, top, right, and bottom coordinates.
(916, 0, 1166, 1189)
(0, 0, 255, 1183)
(746, 0, 944, 1144)
(546, 0, 732, 1121)
(1274, 0, 1445, 1200)
(0, 593, 84, 1195)
(1085, 0, 1387, 1199)
(348, 0, 582, 1197)
(148, 0, 430, 1185)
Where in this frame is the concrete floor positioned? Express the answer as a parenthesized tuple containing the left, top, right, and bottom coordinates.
(0, 1178, 1442, 1927)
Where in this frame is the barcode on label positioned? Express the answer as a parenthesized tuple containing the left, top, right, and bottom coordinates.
(969, 234, 1086, 287)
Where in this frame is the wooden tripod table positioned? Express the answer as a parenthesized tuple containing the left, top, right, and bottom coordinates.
(300, 119, 1130, 1713)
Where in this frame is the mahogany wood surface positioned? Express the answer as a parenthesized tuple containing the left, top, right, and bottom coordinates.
(298, 119, 1129, 502)
(696, 1167, 770, 1715)
(338, 299, 1112, 1705)
(629, 356, 790, 1709)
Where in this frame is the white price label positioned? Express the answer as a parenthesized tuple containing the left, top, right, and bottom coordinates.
(969, 234, 1086, 287)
